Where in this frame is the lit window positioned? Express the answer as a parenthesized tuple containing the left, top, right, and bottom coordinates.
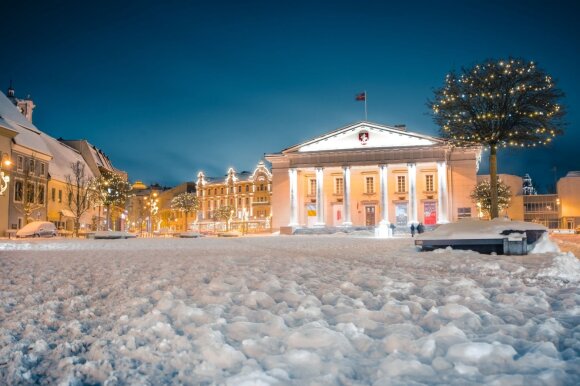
(365, 176, 374, 194)
(425, 175, 434, 192)
(397, 176, 406, 193)
(309, 178, 317, 196)
(335, 177, 344, 195)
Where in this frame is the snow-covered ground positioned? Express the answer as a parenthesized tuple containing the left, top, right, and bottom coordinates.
(1, 235, 579, 385)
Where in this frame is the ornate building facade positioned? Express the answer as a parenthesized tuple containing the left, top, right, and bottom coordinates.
(266, 121, 482, 232)
(196, 161, 272, 231)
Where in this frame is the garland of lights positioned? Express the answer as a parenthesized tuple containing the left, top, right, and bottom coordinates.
(430, 58, 565, 149)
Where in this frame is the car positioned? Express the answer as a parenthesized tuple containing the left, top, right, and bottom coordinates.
(16, 221, 57, 238)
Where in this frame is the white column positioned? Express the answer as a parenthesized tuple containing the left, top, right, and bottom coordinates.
(408, 163, 418, 225)
(315, 167, 325, 227)
(379, 164, 389, 225)
(437, 161, 449, 223)
(342, 166, 352, 226)
(288, 168, 298, 226)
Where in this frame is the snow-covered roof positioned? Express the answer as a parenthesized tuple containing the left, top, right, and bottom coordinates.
(0, 91, 51, 157)
(40, 134, 95, 182)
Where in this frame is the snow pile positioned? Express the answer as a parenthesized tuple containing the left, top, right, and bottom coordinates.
(538, 252, 580, 283)
(531, 232, 561, 254)
(0, 236, 578, 384)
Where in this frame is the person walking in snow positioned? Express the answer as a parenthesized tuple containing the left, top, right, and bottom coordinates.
(410, 223, 416, 237)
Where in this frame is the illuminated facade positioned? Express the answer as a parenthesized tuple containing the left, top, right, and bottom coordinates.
(196, 161, 272, 224)
(265, 121, 482, 232)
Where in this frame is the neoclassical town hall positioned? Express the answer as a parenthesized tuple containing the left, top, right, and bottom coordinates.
(266, 121, 481, 231)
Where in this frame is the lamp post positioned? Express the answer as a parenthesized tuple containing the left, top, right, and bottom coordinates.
(1, 153, 12, 196)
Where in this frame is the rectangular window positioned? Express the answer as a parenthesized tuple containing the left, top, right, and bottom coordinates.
(458, 207, 472, 218)
(29, 159, 35, 174)
(308, 178, 317, 196)
(334, 177, 344, 195)
(14, 180, 23, 202)
(245, 185, 249, 192)
(397, 176, 406, 193)
(17, 156, 23, 171)
(58, 190, 62, 203)
(40, 162, 45, 176)
(238, 186, 242, 193)
(26, 182, 35, 203)
(51, 188, 56, 202)
(425, 175, 434, 192)
(365, 176, 374, 194)
(38, 185, 45, 205)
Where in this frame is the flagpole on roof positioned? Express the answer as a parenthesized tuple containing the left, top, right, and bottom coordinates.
(364, 90, 367, 121)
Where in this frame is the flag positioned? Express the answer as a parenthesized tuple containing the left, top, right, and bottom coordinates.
(355, 92, 366, 101)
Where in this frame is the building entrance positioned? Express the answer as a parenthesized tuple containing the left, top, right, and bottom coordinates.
(365, 206, 375, 226)
(396, 204, 408, 226)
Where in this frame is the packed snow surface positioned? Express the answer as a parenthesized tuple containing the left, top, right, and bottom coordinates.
(1, 235, 579, 385)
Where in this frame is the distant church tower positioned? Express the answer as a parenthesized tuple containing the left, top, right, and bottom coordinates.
(522, 173, 537, 195)
(6, 81, 36, 122)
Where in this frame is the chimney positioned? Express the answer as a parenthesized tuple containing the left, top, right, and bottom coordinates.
(394, 124, 407, 131)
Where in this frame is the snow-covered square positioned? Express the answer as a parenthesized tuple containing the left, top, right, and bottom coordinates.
(1, 234, 579, 385)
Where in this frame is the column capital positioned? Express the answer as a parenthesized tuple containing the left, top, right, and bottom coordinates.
(407, 162, 416, 167)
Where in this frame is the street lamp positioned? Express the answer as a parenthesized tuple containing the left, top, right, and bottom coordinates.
(1, 153, 13, 196)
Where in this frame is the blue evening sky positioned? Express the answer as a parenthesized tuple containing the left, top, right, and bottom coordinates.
(1, 0, 578, 192)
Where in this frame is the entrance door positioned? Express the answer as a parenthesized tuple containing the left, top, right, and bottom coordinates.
(424, 202, 437, 225)
(567, 220, 574, 230)
(332, 204, 344, 226)
(365, 206, 376, 226)
(395, 204, 408, 226)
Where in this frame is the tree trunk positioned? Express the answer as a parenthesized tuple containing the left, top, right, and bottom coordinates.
(106, 205, 111, 231)
(489, 145, 499, 219)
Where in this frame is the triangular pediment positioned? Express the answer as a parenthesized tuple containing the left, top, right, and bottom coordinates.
(284, 122, 444, 153)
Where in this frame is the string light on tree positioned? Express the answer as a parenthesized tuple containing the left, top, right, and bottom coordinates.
(429, 58, 566, 219)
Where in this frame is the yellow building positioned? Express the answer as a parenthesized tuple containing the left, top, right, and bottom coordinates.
(476, 174, 524, 221)
(557, 171, 580, 230)
(265, 121, 482, 233)
(196, 161, 272, 232)
(0, 124, 18, 236)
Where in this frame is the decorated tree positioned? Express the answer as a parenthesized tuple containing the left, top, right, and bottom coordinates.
(471, 178, 512, 218)
(65, 161, 94, 236)
(171, 192, 199, 231)
(430, 58, 565, 218)
(213, 205, 235, 231)
(92, 171, 131, 231)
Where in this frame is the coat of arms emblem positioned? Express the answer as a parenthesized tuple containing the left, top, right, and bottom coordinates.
(358, 130, 369, 145)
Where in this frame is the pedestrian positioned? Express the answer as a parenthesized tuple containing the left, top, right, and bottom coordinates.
(417, 223, 425, 234)
(390, 223, 396, 235)
(410, 223, 416, 237)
